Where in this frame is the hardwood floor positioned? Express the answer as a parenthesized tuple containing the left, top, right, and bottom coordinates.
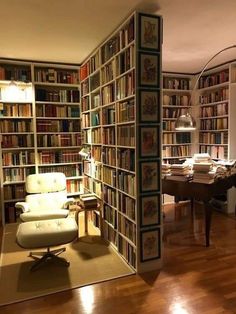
(2, 202, 236, 313)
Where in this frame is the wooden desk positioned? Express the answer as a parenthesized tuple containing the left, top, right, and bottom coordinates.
(162, 173, 236, 246)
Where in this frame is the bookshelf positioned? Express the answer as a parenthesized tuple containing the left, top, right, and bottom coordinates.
(80, 12, 162, 272)
(0, 61, 82, 224)
(162, 73, 194, 164)
(197, 63, 236, 213)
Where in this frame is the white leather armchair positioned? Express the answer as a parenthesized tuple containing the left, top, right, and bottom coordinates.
(15, 172, 74, 222)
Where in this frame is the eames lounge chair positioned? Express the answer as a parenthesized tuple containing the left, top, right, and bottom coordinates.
(15, 172, 74, 222)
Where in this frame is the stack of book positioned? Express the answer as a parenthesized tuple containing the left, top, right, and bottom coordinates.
(193, 153, 212, 163)
(192, 162, 215, 184)
(79, 194, 98, 209)
(167, 164, 192, 181)
(162, 163, 171, 178)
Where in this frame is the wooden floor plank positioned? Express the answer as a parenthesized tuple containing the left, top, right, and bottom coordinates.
(1, 202, 236, 313)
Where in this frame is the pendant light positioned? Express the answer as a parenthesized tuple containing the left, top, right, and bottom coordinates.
(175, 44, 236, 131)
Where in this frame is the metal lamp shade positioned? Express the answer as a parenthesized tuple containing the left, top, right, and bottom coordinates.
(175, 112, 196, 131)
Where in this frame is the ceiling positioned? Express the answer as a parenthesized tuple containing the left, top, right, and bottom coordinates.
(1, 0, 236, 73)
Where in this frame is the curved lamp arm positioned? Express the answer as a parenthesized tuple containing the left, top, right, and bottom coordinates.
(175, 44, 236, 130)
(188, 44, 236, 107)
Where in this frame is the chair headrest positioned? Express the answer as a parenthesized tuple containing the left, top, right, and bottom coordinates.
(26, 173, 66, 194)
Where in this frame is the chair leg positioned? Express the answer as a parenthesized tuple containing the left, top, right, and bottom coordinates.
(29, 247, 70, 271)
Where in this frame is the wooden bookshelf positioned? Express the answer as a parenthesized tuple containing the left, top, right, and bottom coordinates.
(80, 12, 162, 273)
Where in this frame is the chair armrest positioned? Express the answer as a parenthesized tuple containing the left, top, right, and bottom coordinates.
(63, 198, 75, 209)
(15, 202, 30, 213)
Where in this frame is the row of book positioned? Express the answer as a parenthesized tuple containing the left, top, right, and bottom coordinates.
(104, 185, 117, 207)
(199, 131, 228, 144)
(103, 126, 115, 145)
(199, 88, 229, 104)
(66, 179, 82, 194)
(91, 93, 100, 109)
(117, 99, 135, 122)
(34, 68, 79, 84)
(39, 164, 82, 177)
(116, 70, 135, 100)
(199, 145, 227, 159)
(163, 132, 191, 144)
(116, 45, 135, 76)
(102, 107, 115, 125)
(117, 125, 135, 147)
(2, 151, 35, 166)
(0, 103, 32, 117)
(118, 192, 135, 221)
(81, 96, 89, 111)
(4, 184, 25, 200)
(1, 134, 34, 148)
(90, 71, 100, 91)
(36, 120, 81, 132)
(83, 160, 102, 181)
(118, 214, 136, 244)
(200, 118, 228, 130)
(90, 51, 100, 74)
(200, 102, 228, 117)
(101, 60, 115, 85)
(36, 104, 80, 118)
(83, 176, 102, 198)
(198, 70, 229, 89)
(102, 83, 115, 105)
(117, 171, 135, 197)
(35, 88, 80, 103)
(163, 120, 178, 131)
(104, 204, 117, 228)
(118, 236, 136, 267)
(3, 167, 34, 183)
(163, 94, 189, 107)
(81, 79, 89, 96)
(0, 65, 31, 81)
(102, 147, 116, 166)
(37, 134, 82, 147)
(103, 166, 116, 187)
(162, 145, 191, 158)
(163, 107, 187, 119)
(101, 16, 134, 64)
(163, 77, 190, 90)
(117, 148, 135, 172)
(38, 150, 81, 164)
(0, 120, 32, 133)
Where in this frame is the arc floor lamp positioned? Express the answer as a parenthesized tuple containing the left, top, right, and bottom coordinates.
(175, 44, 236, 131)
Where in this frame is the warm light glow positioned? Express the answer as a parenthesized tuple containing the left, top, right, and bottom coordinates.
(1, 81, 32, 102)
(171, 302, 189, 314)
(80, 286, 94, 314)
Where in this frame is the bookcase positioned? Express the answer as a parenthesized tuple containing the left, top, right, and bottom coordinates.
(0, 60, 82, 224)
(162, 73, 194, 164)
(197, 63, 236, 213)
(80, 12, 162, 272)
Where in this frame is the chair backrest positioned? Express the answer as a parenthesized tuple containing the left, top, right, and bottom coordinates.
(25, 173, 67, 211)
(26, 190, 67, 211)
(26, 172, 66, 193)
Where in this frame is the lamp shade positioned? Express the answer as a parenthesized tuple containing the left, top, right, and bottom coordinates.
(79, 147, 90, 158)
(175, 112, 196, 131)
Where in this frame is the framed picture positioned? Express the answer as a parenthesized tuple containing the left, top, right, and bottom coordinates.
(140, 228, 161, 262)
(139, 89, 160, 123)
(140, 126, 160, 158)
(139, 13, 161, 51)
(140, 160, 160, 192)
(139, 52, 160, 87)
(140, 194, 161, 227)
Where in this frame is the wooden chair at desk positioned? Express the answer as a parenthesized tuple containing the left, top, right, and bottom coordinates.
(75, 203, 103, 237)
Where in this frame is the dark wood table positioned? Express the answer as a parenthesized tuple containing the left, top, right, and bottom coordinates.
(162, 173, 236, 246)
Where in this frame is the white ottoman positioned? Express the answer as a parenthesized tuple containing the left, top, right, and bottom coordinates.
(16, 218, 78, 271)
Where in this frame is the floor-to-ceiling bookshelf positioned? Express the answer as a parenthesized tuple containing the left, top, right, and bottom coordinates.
(80, 11, 163, 272)
(0, 60, 82, 224)
(162, 73, 193, 164)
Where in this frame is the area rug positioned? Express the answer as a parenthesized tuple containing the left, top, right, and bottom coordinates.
(0, 220, 134, 306)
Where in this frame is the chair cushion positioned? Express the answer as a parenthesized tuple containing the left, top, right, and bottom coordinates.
(20, 209, 69, 222)
(25, 191, 68, 211)
(26, 172, 66, 194)
(16, 218, 78, 248)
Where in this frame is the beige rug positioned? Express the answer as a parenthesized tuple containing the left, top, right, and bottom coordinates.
(0, 216, 134, 306)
